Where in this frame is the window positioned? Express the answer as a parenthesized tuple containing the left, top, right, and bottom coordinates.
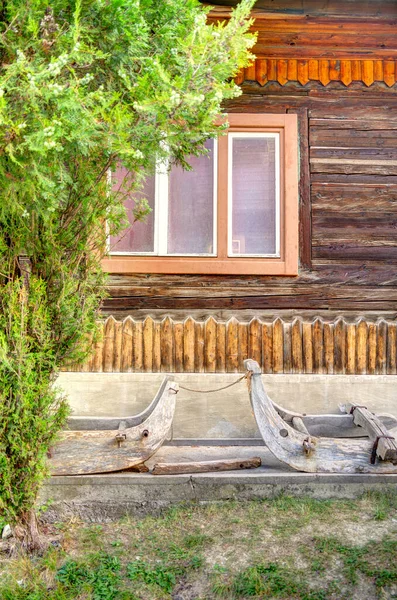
(103, 114, 299, 275)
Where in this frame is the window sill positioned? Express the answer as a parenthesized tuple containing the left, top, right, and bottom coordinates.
(102, 255, 298, 276)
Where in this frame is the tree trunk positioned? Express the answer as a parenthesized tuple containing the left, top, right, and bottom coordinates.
(13, 509, 47, 554)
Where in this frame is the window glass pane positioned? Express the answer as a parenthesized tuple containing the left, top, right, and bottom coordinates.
(230, 135, 278, 256)
(167, 139, 215, 255)
(109, 167, 155, 253)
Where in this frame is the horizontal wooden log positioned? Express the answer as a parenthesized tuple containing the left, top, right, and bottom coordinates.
(151, 457, 262, 475)
(311, 184, 397, 212)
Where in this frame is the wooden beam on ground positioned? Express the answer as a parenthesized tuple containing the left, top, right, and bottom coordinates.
(151, 457, 262, 475)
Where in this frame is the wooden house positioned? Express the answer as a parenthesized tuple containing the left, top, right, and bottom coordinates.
(75, 0, 397, 380)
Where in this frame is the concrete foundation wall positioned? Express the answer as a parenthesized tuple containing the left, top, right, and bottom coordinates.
(58, 372, 397, 439)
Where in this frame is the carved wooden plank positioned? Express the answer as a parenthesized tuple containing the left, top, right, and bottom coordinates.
(340, 60, 352, 85)
(195, 321, 205, 373)
(113, 321, 122, 373)
(174, 322, 184, 373)
(346, 323, 356, 375)
(103, 317, 116, 372)
(362, 60, 374, 86)
(368, 323, 377, 375)
(248, 318, 262, 366)
(152, 456, 261, 475)
(134, 320, 143, 373)
(238, 321, 249, 372)
(262, 322, 273, 374)
(91, 334, 104, 373)
(319, 60, 330, 85)
(384, 61, 395, 87)
(183, 317, 195, 373)
(323, 322, 334, 374)
(283, 322, 292, 374)
(334, 318, 346, 375)
(308, 59, 319, 80)
(287, 59, 298, 81)
(255, 58, 268, 85)
(161, 317, 174, 373)
(205, 317, 217, 373)
(277, 59, 288, 85)
(121, 317, 134, 372)
(387, 322, 397, 375)
(356, 320, 368, 375)
(302, 321, 313, 373)
(312, 318, 324, 374)
(297, 60, 309, 85)
(153, 321, 161, 373)
(273, 318, 283, 374)
(377, 319, 387, 375)
(216, 321, 226, 372)
(226, 318, 239, 373)
(291, 318, 303, 373)
(143, 317, 154, 372)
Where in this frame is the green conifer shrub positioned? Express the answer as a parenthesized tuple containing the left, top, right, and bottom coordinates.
(0, 0, 255, 550)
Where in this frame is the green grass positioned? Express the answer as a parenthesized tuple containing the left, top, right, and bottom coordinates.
(0, 492, 396, 600)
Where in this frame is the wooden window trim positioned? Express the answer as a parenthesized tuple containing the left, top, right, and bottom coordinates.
(102, 113, 299, 276)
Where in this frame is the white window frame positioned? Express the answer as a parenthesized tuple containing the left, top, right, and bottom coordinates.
(227, 132, 280, 259)
(109, 140, 218, 257)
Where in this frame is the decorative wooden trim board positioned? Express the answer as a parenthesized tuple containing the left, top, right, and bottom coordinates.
(236, 58, 397, 87)
(66, 316, 397, 375)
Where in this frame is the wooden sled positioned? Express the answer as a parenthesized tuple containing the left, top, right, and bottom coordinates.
(50, 378, 179, 475)
(245, 359, 397, 474)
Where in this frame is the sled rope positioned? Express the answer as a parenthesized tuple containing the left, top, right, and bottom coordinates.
(179, 372, 249, 394)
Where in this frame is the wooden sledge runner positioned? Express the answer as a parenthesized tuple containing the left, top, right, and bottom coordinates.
(50, 378, 178, 475)
(245, 359, 397, 474)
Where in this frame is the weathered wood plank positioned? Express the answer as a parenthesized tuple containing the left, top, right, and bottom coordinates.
(262, 322, 273, 374)
(273, 318, 284, 374)
(103, 317, 116, 373)
(283, 322, 292, 374)
(174, 322, 184, 373)
(368, 323, 377, 375)
(226, 318, 239, 373)
(356, 320, 368, 375)
(387, 322, 397, 375)
(134, 320, 143, 373)
(324, 322, 334, 374)
(152, 457, 262, 475)
(153, 321, 161, 373)
(161, 317, 174, 373)
(183, 317, 195, 373)
(143, 317, 154, 372)
(334, 318, 346, 375)
(238, 321, 249, 372)
(113, 321, 123, 373)
(302, 321, 313, 374)
(248, 318, 262, 366)
(205, 317, 217, 373)
(121, 317, 134, 372)
(195, 321, 205, 373)
(312, 318, 324, 374)
(377, 319, 387, 375)
(216, 321, 227, 373)
(291, 318, 303, 374)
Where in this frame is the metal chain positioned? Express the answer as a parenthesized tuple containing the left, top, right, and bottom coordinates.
(178, 373, 248, 394)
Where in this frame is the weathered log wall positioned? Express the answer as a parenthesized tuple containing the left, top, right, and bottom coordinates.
(85, 7, 397, 376)
(71, 316, 397, 375)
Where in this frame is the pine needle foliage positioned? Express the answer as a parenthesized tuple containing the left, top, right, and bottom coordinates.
(0, 0, 256, 548)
